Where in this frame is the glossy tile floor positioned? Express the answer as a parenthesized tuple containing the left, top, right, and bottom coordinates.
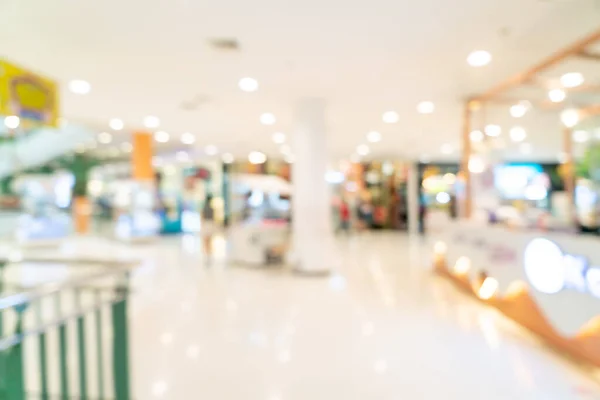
(125, 232, 600, 399)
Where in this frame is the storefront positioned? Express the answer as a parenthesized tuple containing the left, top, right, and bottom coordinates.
(430, 29, 600, 368)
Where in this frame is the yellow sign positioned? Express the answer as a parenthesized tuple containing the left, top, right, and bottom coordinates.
(0, 59, 59, 127)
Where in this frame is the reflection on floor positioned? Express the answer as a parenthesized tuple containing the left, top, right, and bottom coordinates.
(127, 232, 600, 399)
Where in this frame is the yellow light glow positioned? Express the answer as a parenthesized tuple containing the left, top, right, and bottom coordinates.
(478, 277, 499, 300)
(453, 256, 471, 274)
(434, 241, 447, 255)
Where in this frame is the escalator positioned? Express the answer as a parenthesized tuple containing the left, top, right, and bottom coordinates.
(0, 122, 95, 179)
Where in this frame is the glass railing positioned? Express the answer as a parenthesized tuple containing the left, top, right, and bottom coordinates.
(0, 258, 133, 400)
(0, 124, 94, 180)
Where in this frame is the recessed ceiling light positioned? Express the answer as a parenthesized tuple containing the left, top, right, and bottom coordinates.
(356, 144, 370, 156)
(440, 144, 453, 154)
(222, 153, 235, 164)
(509, 126, 527, 142)
(519, 143, 532, 154)
(205, 145, 218, 155)
(561, 109, 580, 128)
(382, 111, 399, 124)
(260, 113, 276, 125)
(248, 151, 267, 164)
(239, 77, 259, 92)
(284, 154, 295, 164)
(176, 151, 189, 162)
(560, 72, 584, 88)
(367, 131, 382, 143)
(484, 124, 501, 137)
(467, 50, 492, 67)
(68, 79, 91, 95)
(470, 130, 484, 142)
(109, 118, 124, 131)
(120, 142, 133, 152)
(417, 101, 435, 114)
(144, 115, 160, 129)
(97, 132, 112, 144)
(180, 132, 195, 145)
(154, 130, 170, 143)
(272, 132, 286, 144)
(573, 130, 590, 143)
(548, 89, 566, 103)
(4, 115, 20, 129)
(510, 103, 528, 118)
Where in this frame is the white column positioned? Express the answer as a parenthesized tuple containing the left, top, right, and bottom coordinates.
(290, 98, 332, 275)
(407, 162, 420, 235)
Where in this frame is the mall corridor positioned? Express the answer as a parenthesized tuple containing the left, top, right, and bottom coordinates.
(125, 233, 600, 399)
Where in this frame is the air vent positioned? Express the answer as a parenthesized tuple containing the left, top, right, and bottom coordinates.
(208, 38, 240, 51)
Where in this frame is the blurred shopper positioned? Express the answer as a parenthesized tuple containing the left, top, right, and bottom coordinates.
(338, 199, 351, 233)
(201, 194, 216, 262)
(357, 199, 373, 231)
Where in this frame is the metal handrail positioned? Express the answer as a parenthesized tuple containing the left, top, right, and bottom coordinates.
(0, 256, 136, 400)
(0, 258, 136, 310)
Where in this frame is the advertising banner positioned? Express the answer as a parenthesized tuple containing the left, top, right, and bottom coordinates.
(0, 59, 59, 127)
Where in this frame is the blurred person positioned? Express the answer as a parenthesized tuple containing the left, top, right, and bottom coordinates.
(357, 199, 373, 231)
(201, 194, 216, 262)
(338, 199, 351, 233)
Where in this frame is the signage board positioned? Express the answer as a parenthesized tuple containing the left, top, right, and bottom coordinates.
(436, 222, 600, 337)
(0, 59, 59, 127)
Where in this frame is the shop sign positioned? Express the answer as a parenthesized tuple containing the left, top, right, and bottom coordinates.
(0, 59, 59, 127)
(524, 238, 600, 298)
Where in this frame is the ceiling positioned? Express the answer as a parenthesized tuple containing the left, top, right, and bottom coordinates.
(1, 0, 600, 162)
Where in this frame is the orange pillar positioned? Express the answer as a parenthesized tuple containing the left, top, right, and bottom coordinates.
(132, 132, 154, 181)
(73, 196, 91, 234)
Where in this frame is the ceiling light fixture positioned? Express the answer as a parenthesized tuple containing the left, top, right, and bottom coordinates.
(248, 151, 267, 164)
(367, 131, 382, 143)
(144, 116, 160, 129)
(484, 124, 501, 137)
(4, 115, 20, 129)
(356, 144, 370, 156)
(272, 132, 286, 144)
(573, 130, 590, 143)
(222, 153, 235, 164)
(417, 101, 435, 114)
(561, 109, 580, 128)
(68, 79, 91, 95)
(382, 111, 399, 124)
(176, 151, 189, 162)
(509, 126, 527, 142)
(560, 72, 584, 88)
(467, 50, 492, 67)
(510, 103, 528, 118)
(470, 130, 484, 142)
(180, 132, 195, 145)
(109, 118, 124, 131)
(239, 77, 259, 92)
(205, 145, 218, 156)
(154, 130, 170, 143)
(97, 132, 112, 144)
(548, 89, 566, 103)
(260, 113, 276, 125)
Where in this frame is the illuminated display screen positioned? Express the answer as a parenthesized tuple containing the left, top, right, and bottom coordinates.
(494, 164, 549, 200)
